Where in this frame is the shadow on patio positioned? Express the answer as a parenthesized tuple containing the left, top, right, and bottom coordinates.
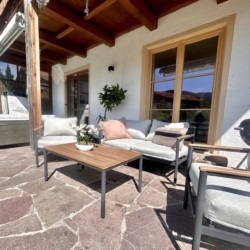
(0, 145, 248, 249)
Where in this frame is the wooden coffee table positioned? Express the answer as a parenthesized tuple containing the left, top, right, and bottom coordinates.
(43, 143, 143, 218)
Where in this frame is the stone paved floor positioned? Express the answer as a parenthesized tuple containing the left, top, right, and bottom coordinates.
(0, 145, 248, 250)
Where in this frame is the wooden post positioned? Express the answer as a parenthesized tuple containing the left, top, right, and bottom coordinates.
(24, 0, 42, 149)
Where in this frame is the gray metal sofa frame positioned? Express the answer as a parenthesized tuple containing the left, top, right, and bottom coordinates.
(183, 143, 250, 249)
(99, 126, 196, 184)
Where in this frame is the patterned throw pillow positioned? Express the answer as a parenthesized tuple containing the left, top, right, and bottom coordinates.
(152, 127, 188, 149)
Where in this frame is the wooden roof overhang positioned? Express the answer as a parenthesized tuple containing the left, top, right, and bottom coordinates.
(0, 0, 228, 72)
(0, 0, 228, 148)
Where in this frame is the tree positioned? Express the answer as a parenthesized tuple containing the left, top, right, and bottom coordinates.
(97, 84, 127, 122)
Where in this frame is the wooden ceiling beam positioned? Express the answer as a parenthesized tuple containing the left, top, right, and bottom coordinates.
(40, 51, 67, 65)
(8, 42, 25, 54)
(84, 0, 117, 20)
(157, 0, 198, 18)
(217, 0, 228, 4)
(55, 26, 75, 39)
(39, 30, 86, 57)
(1, 52, 51, 72)
(120, 0, 157, 31)
(46, 1, 114, 47)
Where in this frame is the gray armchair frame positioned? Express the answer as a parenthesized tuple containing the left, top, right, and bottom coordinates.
(183, 143, 250, 249)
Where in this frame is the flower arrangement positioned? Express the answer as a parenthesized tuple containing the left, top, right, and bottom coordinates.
(72, 124, 99, 145)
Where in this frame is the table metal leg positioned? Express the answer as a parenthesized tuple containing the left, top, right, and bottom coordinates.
(101, 170, 106, 218)
(44, 149, 48, 181)
(138, 157, 142, 192)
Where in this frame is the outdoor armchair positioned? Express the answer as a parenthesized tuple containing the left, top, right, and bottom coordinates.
(34, 117, 78, 167)
(183, 143, 250, 249)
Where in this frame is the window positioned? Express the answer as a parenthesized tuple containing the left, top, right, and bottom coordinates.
(149, 36, 220, 143)
(0, 62, 27, 97)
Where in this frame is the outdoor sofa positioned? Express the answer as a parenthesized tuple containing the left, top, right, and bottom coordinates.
(99, 118, 195, 184)
(183, 143, 250, 249)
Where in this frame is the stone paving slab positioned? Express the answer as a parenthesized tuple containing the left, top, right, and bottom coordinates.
(0, 145, 248, 250)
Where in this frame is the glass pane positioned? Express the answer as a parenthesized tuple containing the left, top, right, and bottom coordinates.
(180, 110, 210, 143)
(181, 36, 218, 109)
(180, 75, 214, 109)
(68, 78, 78, 117)
(183, 37, 218, 77)
(79, 73, 89, 123)
(153, 80, 174, 109)
(152, 110, 172, 122)
(152, 48, 177, 81)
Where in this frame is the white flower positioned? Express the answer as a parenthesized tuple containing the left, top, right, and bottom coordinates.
(72, 123, 98, 144)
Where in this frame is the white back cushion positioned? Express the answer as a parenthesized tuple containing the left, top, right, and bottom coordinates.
(44, 117, 77, 136)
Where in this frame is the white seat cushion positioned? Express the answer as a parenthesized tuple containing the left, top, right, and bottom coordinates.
(38, 136, 77, 148)
(131, 141, 188, 161)
(103, 138, 142, 150)
(190, 163, 250, 234)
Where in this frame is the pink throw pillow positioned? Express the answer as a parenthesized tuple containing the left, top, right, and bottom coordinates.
(100, 120, 131, 140)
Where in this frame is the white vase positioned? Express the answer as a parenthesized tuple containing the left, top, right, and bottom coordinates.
(75, 143, 94, 151)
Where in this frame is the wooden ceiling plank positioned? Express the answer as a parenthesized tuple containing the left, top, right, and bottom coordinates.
(40, 44, 49, 52)
(158, 0, 198, 18)
(46, 2, 114, 47)
(41, 51, 67, 65)
(217, 0, 228, 4)
(84, 0, 117, 20)
(1, 52, 26, 67)
(0, 0, 10, 16)
(1, 52, 51, 72)
(120, 0, 157, 31)
(8, 42, 25, 54)
(39, 30, 86, 57)
(56, 26, 75, 39)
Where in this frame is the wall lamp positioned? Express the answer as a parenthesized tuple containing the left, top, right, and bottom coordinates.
(108, 65, 114, 72)
(0, 12, 26, 56)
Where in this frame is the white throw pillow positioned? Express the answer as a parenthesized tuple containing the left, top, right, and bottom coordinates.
(146, 119, 170, 141)
(44, 117, 77, 136)
(126, 119, 152, 140)
(164, 122, 189, 128)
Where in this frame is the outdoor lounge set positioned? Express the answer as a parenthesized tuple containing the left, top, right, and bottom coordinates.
(33, 116, 250, 249)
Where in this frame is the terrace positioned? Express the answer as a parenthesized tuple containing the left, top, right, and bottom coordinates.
(0, 0, 250, 249)
(1, 144, 248, 249)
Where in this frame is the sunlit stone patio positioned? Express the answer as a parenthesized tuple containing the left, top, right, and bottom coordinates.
(0, 145, 247, 250)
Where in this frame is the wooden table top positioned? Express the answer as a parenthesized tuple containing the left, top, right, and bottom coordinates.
(44, 143, 142, 170)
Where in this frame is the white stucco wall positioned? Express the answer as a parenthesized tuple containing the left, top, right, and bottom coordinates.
(52, 0, 250, 165)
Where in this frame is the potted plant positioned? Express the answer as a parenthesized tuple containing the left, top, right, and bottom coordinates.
(97, 84, 127, 123)
(72, 124, 98, 151)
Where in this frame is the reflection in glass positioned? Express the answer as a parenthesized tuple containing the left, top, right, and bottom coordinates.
(152, 48, 177, 81)
(181, 37, 218, 110)
(152, 110, 172, 122)
(180, 110, 210, 143)
(181, 75, 214, 109)
(153, 80, 174, 109)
